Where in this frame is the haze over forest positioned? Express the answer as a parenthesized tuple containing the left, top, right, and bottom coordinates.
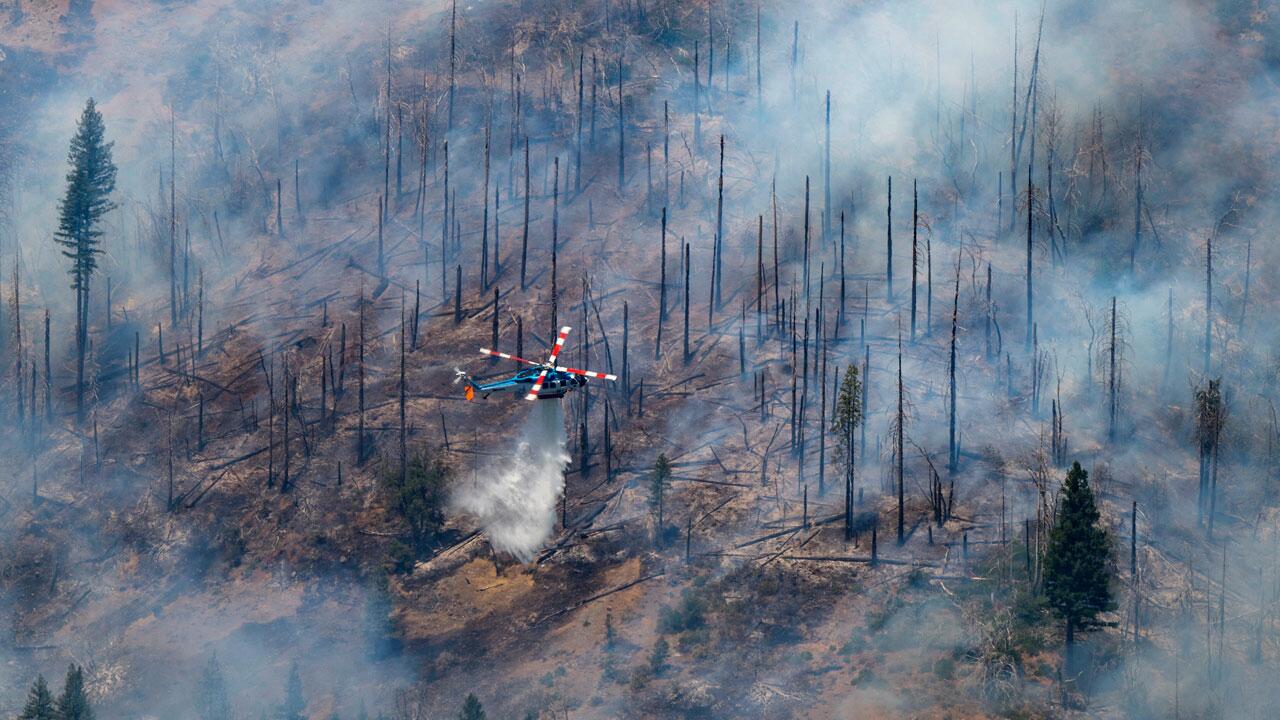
(3, 0, 1280, 717)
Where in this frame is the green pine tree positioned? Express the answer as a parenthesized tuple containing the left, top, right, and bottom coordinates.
(649, 453, 672, 540)
(280, 661, 305, 720)
(196, 653, 233, 720)
(1043, 461, 1115, 645)
(19, 676, 56, 720)
(458, 693, 486, 720)
(55, 665, 94, 720)
(831, 365, 863, 540)
(54, 97, 116, 425)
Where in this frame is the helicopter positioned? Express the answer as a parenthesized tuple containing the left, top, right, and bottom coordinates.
(454, 325, 617, 401)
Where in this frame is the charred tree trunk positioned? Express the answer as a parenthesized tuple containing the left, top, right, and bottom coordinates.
(657, 207, 667, 359)
(949, 258, 960, 473)
(683, 242, 691, 365)
(886, 176, 893, 301)
(910, 180, 918, 341)
(896, 330, 905, 545)
(513, 139, 527, 291)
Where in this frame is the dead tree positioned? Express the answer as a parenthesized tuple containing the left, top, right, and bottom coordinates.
(838, 211, 846, 328)
(885, 176, 893, 300)
(803, 176, 811, 300)
(576, 49, 584, 193)
(693, 41, 702, 146)
(520, 137, 531, 289)
(441, 140, 450, 300)
(282, 359, 291, 492)
(756, 214, 764, 341)
(656, 207, 667, 359)
(948, 257, 960, 473)
(454, 265, 462, 324)
(1025, 168, 1034, 349)
(617, 55, 625, 192)
(169, 111, 177, 328)
(481, 124, 491, 289)
(622, 301, 630, 410)
(896, 325, 905, 544)
(910, 180, 918, 340)
(713, 134, 725, 311)
(683, 242, 691, 364)
(43, 311, 51, 422)
(1107, 297, 1119, 441)
(551, 156, 560, 332)
(377, 195, 385, 278)
(1204, 234, 1213, 375)
(447, 0, 457, 132)
(663, 101, 671, 209)
(277, 178, 284, 239)
(823, 90, 831, 240)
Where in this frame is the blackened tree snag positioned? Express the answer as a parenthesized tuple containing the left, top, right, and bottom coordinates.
(910, 179, 918, 340)
(551, 157, 560, 333)
(1025, 168, 1034, 349)
(886, 176, 893, 300)
(521, 136, 530, 289)
(657, 207, 667, 359)
(617, 55, 625, 192)
(713, 134, 725, 310)
(447, 0, 457, 133)
(948, 257, 960, 474)
(896, 325, 905, 544)
(683, 242, 691, 365)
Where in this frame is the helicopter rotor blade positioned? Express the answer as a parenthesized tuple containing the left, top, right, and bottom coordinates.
(546, 326, 571, 365)
(479, 347, 541, 366)
(554, 365, 618, 381)
(525, 367, 549, 401)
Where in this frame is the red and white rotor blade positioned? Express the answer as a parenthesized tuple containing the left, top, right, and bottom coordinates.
(547, 326, 572, 365)
(479, 347, 541, 366)
(555, 366, 617, 381)
(525, 367, 549, 401)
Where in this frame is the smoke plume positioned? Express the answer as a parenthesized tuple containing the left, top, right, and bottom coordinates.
(452, 400, 570, 561)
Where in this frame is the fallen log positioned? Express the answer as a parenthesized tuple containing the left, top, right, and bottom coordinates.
(531, 572, 665, 628)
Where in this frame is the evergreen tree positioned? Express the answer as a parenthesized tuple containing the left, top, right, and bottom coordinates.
(831, 365, 863, 540)
(384, 450, 450, 549)
(54, 97, 116, 425)
(55, 665, 94, 720)
(648, 637, 669, 674)
(458, 693, 486, 720)
(1043, 461, 1114, 645)
(649, 453, 672, 539)
(197, 653, 233, 720)
(280, 661, 305, 720)
(19, 676, 56, 720)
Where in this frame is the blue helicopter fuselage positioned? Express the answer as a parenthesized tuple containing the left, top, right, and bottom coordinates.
(472, 368, 587, 399)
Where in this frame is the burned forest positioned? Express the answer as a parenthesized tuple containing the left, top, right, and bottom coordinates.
(4, 0, 1280, 718)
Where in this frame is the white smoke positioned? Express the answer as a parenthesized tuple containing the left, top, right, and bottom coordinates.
(451, 401, 570, 561)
